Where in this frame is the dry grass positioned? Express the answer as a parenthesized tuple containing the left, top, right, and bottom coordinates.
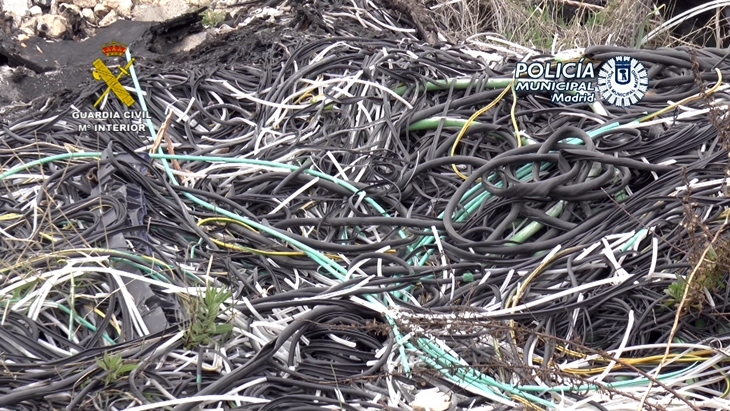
(643, 3, 730, 48)
(429, 0, 668, 51)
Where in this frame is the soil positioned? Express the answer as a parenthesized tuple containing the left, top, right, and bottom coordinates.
(0, 0, 408, 123)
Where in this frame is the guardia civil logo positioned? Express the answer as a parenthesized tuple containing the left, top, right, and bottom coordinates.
(596, 56, 649, 108)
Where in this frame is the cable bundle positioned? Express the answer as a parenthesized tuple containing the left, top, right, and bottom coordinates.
(2, 5, 730, 409)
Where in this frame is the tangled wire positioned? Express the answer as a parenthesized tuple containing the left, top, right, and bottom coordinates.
(2, 4, 730, 410)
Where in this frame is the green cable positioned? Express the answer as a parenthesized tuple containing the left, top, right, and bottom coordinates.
(0, 153, 101, 180)
(517, 365, 691, 392)
(0, 63, 661, 405)
(415, 337, 557, 408)
(407, 121, 627, 268)
(133, 53, 422, 375)
(394, 77, 606, 114)
(1, 148, 696, 404)
(56, 304, 116, 345)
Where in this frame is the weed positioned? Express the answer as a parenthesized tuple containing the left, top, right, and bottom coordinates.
(664, 54, 730, 314)
(201, 10, 226, 28)
(96, 352, 138, 386)
(430, 0, 665, 50)
(181, 286, 234, 350)
(666, 205, 730, 312)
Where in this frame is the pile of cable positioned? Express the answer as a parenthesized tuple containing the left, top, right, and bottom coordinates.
(2, 9, 730, 410)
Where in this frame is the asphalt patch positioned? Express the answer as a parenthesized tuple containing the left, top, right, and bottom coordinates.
(0, 9, 209, 121)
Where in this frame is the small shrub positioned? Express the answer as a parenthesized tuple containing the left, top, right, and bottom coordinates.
(181, 286, 234, 349)
(201, 10, 226, 27)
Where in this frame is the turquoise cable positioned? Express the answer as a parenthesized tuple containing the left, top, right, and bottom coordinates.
(1, 148, 704, 405)
(0, 58, 662, 406)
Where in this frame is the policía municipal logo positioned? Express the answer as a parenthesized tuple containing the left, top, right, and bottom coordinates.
(596, 56, 648, 108)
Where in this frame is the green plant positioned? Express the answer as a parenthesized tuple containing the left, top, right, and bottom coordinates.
(182, 286, 234, 349)
(665, 243, 727, 310)
(201, 10, 226, 27)
(96, 352, 138, 386)
(633, 4, 661, 48)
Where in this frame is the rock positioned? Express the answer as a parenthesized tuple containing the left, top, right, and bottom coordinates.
(94, 3, 110, 18)
(98, 9, 117, 27)
(116, 0, 133, 17)
(0, 66, 23, 108)
(239, 7, 282, 27)
(73, 0, 95, 8)
(33, 0, 51, 7)
(2, 0, 30, 25)
(59, 3, 80, 14)
(217, 23, 233, 34)
(19, 15, 37, 35)
(410, 389, 451, 411)
(60, 2, 89, 38)
(170, 31, 207, 53)
(82, 7, 96, 23)
(131, 0, 187, 22)
(29, 5, 42, 15)
(1, 12, 13, 34)
(103, 0, 119, 9)
(10, 66, 34, 84)
(37, 14, 68, 38)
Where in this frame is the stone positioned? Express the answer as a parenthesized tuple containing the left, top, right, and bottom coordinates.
(2, 0, 30, 24)
(29, 5, 42, 15)
(131, 0, 187, 22)
(410, 389, 451, 411)
(98, 9, 117, 27)
(73, 0, 95, 8)
(170, 31, 207, 53)
(82, 7, 96, 23)
(94, 3, 110, 18)
(116, 0, 133, 17)
(102, 0, 119, 9)
(19, 15, 37, 36)
(217, 23, 233, 34)
(33, 0, 51, 7)
(37, 14, 68, 38)
(59, 3, 80, 13)
(186, 0, 210, 6)
(0, 66, 23, 108)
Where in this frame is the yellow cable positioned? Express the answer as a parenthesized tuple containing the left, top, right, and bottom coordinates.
(506, 69, 724, 369)
(87, 305, 122, 334)
(529, 348, 730, 394)
(510, 81, 521, 148)
(451, 78, 516, 180)
(198, 217, 393, 259)
(511, 395, 543, 411)
(561, 354, 711, 374)
(198, 217, 315, 257)
(507, 247, 582, 347)
(299, 201, 316, 210)
(198, 217, 259, 233)
(639, 68, 723, 122)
